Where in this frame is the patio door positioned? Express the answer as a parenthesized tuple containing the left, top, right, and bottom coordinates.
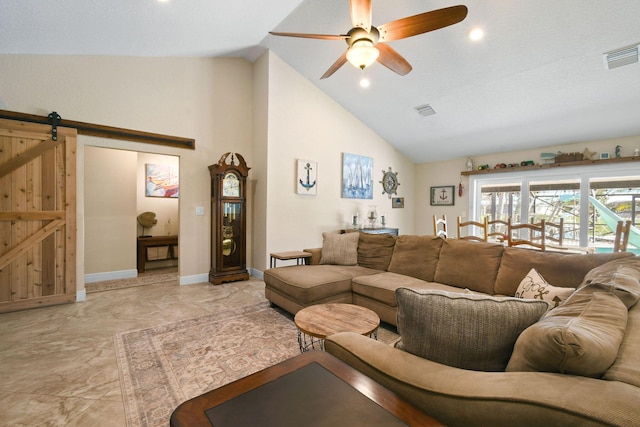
(0, 118, 76, 313)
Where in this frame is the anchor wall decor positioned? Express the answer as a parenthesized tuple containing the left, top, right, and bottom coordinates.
(296, 159, 318, 195)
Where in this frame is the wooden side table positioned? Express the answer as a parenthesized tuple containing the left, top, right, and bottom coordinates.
(269, 251, 312, 268)
(137, 235, 178, 273)
(294, 303, 380, 352)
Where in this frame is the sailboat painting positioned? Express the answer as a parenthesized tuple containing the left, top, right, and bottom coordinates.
(342, 153, 373, 199)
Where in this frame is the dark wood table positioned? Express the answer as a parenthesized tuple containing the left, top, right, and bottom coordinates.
(170, 350, 442, 427)
(136, 235, 178, 273)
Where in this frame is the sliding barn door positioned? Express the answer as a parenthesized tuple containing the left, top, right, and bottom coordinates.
(0, 118, 76, 313)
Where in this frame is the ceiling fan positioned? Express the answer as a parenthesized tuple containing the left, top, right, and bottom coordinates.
(270, 0, 468, 79)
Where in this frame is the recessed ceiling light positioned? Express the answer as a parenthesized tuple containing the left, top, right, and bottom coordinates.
(468, 28, 484, 41)
(359, 77, 371, 88)
(157, 0, 169, 3)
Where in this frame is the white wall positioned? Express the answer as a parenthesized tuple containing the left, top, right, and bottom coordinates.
(416, 135, 640, 236)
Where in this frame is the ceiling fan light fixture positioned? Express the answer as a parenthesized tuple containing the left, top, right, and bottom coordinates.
(347, 40, 379, 70)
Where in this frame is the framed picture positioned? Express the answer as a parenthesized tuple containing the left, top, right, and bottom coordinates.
(392, 197, 404, 208)
(145, 163, 179, 198)
(599, 152, 610, 159)
(296, 159, 317, 195)
(342, 153, 373, 199)
(430, 186, 455, 206)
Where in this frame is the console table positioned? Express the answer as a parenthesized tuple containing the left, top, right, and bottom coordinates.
(137, 235, 178, 273)
(342, 227, 399, 236)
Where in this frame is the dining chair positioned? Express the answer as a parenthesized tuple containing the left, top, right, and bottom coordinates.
(433, 214, 448, 238)
(531, 217, 563, 247)
(457, 217, 488, 242)
(613, 220, 631, 252)
(507, 218, 546, 250)
(487, 218, 509, 243)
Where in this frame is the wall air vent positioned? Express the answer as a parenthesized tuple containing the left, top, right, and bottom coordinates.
(603, 44, 639, 69)
(415, 104, 436, 117)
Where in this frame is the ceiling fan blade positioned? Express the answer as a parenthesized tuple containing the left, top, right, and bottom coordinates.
(376, 43, 412, 76)
(269, 31, 347, 41)
(377, 5, 468, 42)
(350, 0, 372, 31)
(320, 50, 348, 80)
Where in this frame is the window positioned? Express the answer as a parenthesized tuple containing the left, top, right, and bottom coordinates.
(470, 163, 639, 252)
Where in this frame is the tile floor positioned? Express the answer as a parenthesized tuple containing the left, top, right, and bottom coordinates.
(0, 273, 267, 426)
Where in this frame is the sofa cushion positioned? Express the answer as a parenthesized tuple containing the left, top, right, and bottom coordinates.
(514, 268, 575, 309)
(387, 235, 443, 281)
(264, 265, 379, 305)
(357, 232, 397, 271)
(494, 249, 633, 296)
(578, 257, 640, 309)
(433, 239, 504, 294)
(320, 232, 359, 265)
(352, 272, 472, 307)
(506, 287, 628, 378)
(604, 301, 640, 387)
(395, 288, 549, 372)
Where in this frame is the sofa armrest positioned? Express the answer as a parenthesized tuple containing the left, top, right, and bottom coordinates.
(302, 247, 322, 265)
(325, 332, 640, 427)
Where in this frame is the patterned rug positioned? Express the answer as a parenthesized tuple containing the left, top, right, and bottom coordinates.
(114, 302, 300, 427)
(86, 272, 177, 293)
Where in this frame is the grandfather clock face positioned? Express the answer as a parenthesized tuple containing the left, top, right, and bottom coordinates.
(222, 172, 240, 197)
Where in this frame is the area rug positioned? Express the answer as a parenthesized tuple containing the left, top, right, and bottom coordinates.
(114, 302, 300, 427)
(86, 272, 177, 293)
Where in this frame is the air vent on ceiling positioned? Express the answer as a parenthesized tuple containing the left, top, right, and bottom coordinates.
(603, 44, 639, 69)
(415, 104, 436, 117)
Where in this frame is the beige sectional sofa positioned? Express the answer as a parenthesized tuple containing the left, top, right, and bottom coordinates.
(264, 232, 640, 426)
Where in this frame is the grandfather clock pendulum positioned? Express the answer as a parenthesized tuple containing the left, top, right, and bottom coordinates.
(208, 152, 250, 285)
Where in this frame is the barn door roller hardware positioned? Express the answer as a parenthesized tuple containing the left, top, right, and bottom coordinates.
(47, 111, 61, 140)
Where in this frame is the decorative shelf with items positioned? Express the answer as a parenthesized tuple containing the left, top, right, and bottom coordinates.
(462, 153, 640, 176)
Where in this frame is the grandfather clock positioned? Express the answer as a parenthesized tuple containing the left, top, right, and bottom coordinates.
(209, 152, 250, 285)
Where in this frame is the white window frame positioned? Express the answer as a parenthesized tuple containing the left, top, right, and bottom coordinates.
(469, 162, 640, 247)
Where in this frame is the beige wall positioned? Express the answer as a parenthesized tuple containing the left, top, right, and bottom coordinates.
(416, 135, 640, 236)
(0, 55, 254, 288)
(84, 147, 137, 274)
(84, 148, 179, 277)
(256, 52, 416, 270)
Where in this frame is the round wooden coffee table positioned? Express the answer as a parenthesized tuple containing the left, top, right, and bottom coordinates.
(294, 303, 380, 352)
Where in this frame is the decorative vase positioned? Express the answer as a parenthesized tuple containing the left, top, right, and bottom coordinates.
(367, 205, 377, 228)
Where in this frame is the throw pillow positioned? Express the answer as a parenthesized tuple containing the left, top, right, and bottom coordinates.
(395, 288, 549, 372)
(506, 288, 628, 378)
(514, 268, 575, 308)
(319, 232, 359, 265)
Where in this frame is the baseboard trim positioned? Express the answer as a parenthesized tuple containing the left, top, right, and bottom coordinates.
(250, 268, 263, 280)
(179, 273, 209, 286)
(85, 269, 138, 283)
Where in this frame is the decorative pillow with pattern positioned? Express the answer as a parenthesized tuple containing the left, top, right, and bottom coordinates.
(515, 268, 575, 309)
(319, 232, 359, 265)
(395, 288, 549, 371)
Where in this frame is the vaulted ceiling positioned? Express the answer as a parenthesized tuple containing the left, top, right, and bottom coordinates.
(2, 0, 639, 162)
